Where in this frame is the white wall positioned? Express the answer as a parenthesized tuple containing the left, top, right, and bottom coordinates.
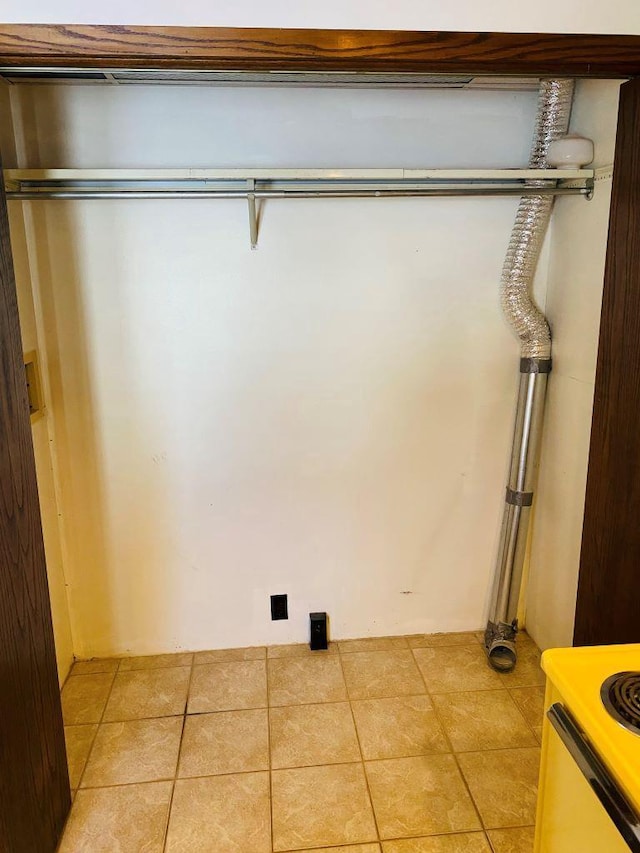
(5, 82, 556, 657)
(0, 84, 75, 682)
(526, 80, 620, 651)
(1, 0, 639, 34)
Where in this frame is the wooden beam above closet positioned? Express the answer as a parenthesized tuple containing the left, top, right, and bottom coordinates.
(0, 26, 639, 76)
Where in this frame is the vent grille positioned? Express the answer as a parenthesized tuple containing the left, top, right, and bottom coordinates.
(2, 70, 108, 81)
(0, 68, 540, 90)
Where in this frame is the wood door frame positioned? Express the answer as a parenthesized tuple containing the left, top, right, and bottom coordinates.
(0, 158, 70, 852)
(0, 25, 639, 76)
(573, 77, 640, 646)
(0, 22, 637, 851)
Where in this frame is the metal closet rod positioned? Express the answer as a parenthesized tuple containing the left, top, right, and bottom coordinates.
(6, 185, 590, 250)
(7, 187, 588, 199)
(5, 169, 594, 247)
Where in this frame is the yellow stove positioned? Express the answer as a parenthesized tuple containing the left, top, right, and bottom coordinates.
(536, 644, 640, 852)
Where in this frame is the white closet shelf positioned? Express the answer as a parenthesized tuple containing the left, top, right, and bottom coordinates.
(4, 167, 595, 248)
(4, 167, 594, 182)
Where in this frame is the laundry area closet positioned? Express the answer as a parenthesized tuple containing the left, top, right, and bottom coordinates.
(1, 17, 639, 853)
(1, 66, 620, 673)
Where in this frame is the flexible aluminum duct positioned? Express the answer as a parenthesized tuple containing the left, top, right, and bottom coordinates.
(501, 80, 574, 360)
(485, 79, 574, 672)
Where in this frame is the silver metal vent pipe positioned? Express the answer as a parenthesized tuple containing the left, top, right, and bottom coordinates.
(485, 79, 574, 672)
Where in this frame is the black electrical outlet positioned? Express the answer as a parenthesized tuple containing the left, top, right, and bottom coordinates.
(310, 612, 328, 650)
(270, 594, 288, 620)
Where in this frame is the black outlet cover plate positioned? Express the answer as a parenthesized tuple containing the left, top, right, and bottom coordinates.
(271, 594, 288, 620)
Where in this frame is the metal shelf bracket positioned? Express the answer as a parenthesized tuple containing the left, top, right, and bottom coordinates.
(247, 178, 258, 249)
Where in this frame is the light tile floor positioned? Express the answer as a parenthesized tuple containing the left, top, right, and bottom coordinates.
(59, 631, 545, 853)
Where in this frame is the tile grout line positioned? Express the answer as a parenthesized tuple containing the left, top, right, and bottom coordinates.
(408, 651, 455, 754)
(409, 645, 487, 840)
(266, 655, 275, 853)
(67, 655, 121, 679)
(339, 643, 543, 692)
(72, 744, 542, 796)
(501, 687, 543, 745)
(98, 704, 268, 723)
(70, 654, 195, 676)
(161, 654, 195, 853)
(70, 660, 120, 798)
(486, 829, 501, 853)
(485, 825, 537, 853)
(70, 634, 488, 669)
(507, 685, 545, 743)
(410, 643, 543, 836)
(287, 842, 382, 852)
(336, 643, 382, 848)
(411, 685, 540, 752)
(451, 749, 493, 840)
(74, 757, 422, 791)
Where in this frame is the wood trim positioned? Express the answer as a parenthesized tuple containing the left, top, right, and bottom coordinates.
(0, 25, 639, 76)
(573, 78, 640, 646)
(0, 159, 70, 850)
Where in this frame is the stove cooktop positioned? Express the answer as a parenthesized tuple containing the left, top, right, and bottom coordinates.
(601, 671, 640, 735)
